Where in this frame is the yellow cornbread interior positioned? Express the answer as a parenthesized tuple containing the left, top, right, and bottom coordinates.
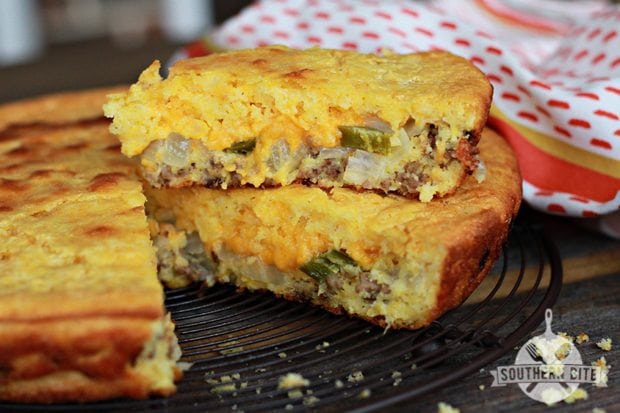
(146, 130, 520, 328)
(105, 46, 491, 158)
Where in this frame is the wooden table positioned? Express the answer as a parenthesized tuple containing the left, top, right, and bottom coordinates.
(1, 39, 618, 413)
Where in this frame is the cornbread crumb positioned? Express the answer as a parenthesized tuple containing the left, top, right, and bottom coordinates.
(411, 363, 417, 371)
(256, 387, 261, 394)
(303, 395, 320, 406)
(278, 352, 288, 359)
(438, 402, 460, 413)
(576, 332, 590, 344)
(392, 371, 402, 386)
(278, 373, 310, 389)
(285, 404, 294, 411)
(478, 384, 485, 391)
(211, 383, 236, 394)
(358, 389, 371, 399)
(347, 371, 364, 383)
(255, 368, 267, 373)
(596, 337, 612, 351)
(231, 373, 241, 380)
(335, 379, 344, 389)
(592, 408, 607, 413)
(315, 341, 331, 351)
(288, 389, 304, 399)
(564, 387, 588, 404)
(558, 332, 574, 343)
(592, 356, 610, 387)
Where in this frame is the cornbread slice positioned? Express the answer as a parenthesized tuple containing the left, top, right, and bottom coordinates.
(105, 46, 492, 201)
(147, 128, 521, 329)
(0, 90, 181, 403)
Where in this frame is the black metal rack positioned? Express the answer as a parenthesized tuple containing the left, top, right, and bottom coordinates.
(1, 223, 562, 412)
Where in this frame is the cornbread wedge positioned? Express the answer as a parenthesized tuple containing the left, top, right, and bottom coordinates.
(0, 90, 181, 403)
(105, 46, 492, 201)
(147, 128, 521, 329)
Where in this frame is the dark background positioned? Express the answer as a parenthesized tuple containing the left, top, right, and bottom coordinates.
(0, 0, 253, 103)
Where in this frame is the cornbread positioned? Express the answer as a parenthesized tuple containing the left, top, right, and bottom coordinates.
(105, 46, 492, 201)
(147, 128, 521, 329)
(0, 90, 181, 403)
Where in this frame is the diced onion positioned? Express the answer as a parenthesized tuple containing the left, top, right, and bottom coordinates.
(343, 150, 388, 187)
(163, 133, 190, 168)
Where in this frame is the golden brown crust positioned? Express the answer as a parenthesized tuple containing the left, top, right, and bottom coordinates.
(0, 86, 127, 133)
(0, 88, 177, 403)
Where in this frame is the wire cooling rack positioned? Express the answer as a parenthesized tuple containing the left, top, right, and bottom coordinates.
(2, 222, 562, 413)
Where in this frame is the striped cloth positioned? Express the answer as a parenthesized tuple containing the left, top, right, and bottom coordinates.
(170, 0, 620, 235)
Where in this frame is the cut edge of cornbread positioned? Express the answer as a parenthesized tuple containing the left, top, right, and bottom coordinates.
(105, 46, 492, 201)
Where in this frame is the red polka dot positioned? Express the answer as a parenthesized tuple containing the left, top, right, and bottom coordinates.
(296, 22, 309, 30)
(547, 99, 570, 109)
(517, 111, 538, 122)
(454, 38, 470, 47)
(470, 56, 485, 65)
(554, 126, 571, 138)
(374, 11, 392, 20)
(440, 21, 457, 30)
(530, 80, 552, 90)
(573, 50, 589, 61)
(307, 36, 322, 44)
(611, 57, 620, 68)
(226, 35, 240, 44)
(486, 46, 502, 55)
(590, 138, 612, 150)
(592, 53, 606, 64)
(615, 129, 620, 137)
(588, 76, 610, 83)
(575, 92, 599, 100)
(547, 204, 566, 214)
(283, 8, 299, 16)
(401, 42, 418, 51)
(388, 27, 406, 38)
(342, 41, 358, 50)
(603, 30, 617, 43)
(587, 28, 602, 39)
(582, 210, 599, 217)
(273, 31, 290, 40)
(594, 109, 619, 120)
(415, 27, 434, 37)
(363, 31, 380, 39)
(315, 11, 330, 19)
(257, 40, 269, 47)
(328, 26, 343, 34)
(536, 106, 551, 118)
(605, 86, 620, 95)
(260, 15, 276, 24)
(517, 85, 532, 97)
(402, 7, 419, 18)
(349, 16, 366, 24)
(501, 92, 520, 102)
(241, 25, 255, 33)
(500, 65, 513, 76)
(568, 119, 591, 129)
(475, 30, 493, 39)
(487, 73, 502, 83)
